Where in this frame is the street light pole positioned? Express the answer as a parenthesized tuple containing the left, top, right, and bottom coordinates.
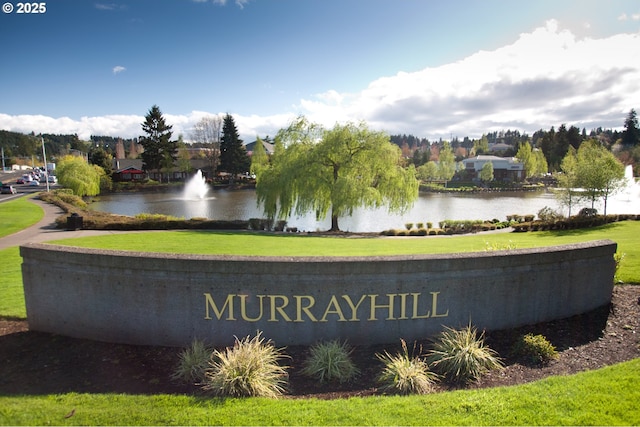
(41, 136, 50, 192)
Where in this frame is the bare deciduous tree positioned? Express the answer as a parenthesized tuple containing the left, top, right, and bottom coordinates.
(191, 115, 222, 178)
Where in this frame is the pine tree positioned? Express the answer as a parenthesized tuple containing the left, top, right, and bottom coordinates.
(139, 105, 176, 178)
(218, 114, 250, 180)
(622, 109, 640, 146)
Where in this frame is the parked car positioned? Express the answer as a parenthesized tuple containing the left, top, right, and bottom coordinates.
(29, 180, 40, 187)
(1, 184, 17, 194)
(16, 177, 25, 184)
(47, 175, 57, 183)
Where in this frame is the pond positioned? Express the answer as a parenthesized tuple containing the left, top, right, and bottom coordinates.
(90, 189, 578, 232)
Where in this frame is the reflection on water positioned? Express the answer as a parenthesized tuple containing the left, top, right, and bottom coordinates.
(90, 187, 638, 233)
(91, 190, 558, 232)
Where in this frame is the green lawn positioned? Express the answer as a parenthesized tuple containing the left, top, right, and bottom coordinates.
(49, 220, 640, 283)
(1, 197, 638, 426)
(0, 196, 43, 238)
(0, 359, 638, 425)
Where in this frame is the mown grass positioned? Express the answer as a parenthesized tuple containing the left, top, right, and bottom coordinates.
(0, 195, 43, 238)
(48, 220, 640, 283)
(0, 247, 24, 319)
(0, 359, 638, 425)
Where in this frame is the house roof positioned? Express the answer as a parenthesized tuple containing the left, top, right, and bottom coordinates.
(115, 166, 144, 174)
(245, 140, 275, 155)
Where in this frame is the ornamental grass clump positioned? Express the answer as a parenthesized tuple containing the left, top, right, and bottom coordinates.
(511, 333, 558, 365)
(302, 340, 359, 383)
(171, 339, 213, 384)
(428, 324, 503, 384)
(202, 331, 289, 398)
(376, 339, 439, 395)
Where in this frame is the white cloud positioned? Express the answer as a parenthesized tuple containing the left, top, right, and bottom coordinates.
(617, 12, 640, 21)
(298, 19, 640, 139)
(0, 111, 295, 143)
(112, 65, 126, 75)
(208, 0, 249, 8)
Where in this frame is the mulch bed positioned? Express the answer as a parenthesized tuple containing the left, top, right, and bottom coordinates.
(0, 286, 638, 399)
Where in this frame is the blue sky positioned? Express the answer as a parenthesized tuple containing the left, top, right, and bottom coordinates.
(1, 0, 639, 141)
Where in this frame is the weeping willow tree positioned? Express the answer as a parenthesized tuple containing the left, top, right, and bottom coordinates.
(255, 117, 419, 232)
(56, 155, 102, 196)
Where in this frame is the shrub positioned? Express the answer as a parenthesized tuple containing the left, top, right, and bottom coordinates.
(135, 213, 183, 221)
(614, 252, 626, 283)
(376, 339, 438, 395)
(538, 206, 564, 222)
(416, 222, 424, 229)
(511, 333, 558, 365)
(427, 324, 503, 384)
(578, 207, 598, 217)
(426, 222, 433, 229)
(405, 222, 414, 230)
(302, 340, 359, 383)
(171, 339, 213, 384)
(202, 331, 289, 398)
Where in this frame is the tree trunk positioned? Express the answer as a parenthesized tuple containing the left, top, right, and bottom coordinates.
(330, 214, 340, 232)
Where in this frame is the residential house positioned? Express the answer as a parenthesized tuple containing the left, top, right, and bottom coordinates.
(461, 155, 524, 182)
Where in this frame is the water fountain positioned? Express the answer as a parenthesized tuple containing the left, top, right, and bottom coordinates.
(622, 165, 639, 200)
(608, 165, 640, 214)
(183, 169, 209, 200)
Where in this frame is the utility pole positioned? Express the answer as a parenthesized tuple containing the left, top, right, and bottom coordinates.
(41, 136, 50, 192)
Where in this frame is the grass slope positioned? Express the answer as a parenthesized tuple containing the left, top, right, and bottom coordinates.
(0, 196, 43, 239)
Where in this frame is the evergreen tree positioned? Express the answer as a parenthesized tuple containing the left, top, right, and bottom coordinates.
(88, 146, 113, 177)
(139, 105, 176, 178)
(622, 109, 640, 146)
(219, 113, 250, 179)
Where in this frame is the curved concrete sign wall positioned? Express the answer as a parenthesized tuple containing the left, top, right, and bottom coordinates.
(21, 240, 616, 347)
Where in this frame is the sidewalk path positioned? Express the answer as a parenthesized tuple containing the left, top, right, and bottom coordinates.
(0, 198, 129, 250)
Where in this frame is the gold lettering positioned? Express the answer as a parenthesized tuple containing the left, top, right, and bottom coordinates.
(320, 295, 347, 322)
(294, 295, 318, 322)
(239, 294, 265, 322)
(411, 292, 430, 319)
(341, 294, 367, 321)
(430, 291, 449, 318)
(204, 293, 236, 320)
(268, 295, 292, 322)
(203, 291, 448, 324)
(368, 294, 396, 321)
(397, 293, 410, 320)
